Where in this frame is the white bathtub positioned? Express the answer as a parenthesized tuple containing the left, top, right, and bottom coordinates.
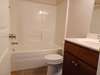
(11, 48, 60, 71)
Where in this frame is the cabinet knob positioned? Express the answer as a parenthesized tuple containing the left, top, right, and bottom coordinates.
(72, 61, 75, 64)
(74, 63, 78, 67)
(72, 60, 78, 67)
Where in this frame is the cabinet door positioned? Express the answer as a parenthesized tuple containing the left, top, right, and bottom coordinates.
(79, 60, 96, 75)
(63, 53, 97, 75)
(63, 53, 80, 75)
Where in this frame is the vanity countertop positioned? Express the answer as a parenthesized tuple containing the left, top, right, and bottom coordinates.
(65, 38, 100, 52)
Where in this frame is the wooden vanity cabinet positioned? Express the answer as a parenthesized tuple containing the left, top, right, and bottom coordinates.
(63, 40, 99, 75)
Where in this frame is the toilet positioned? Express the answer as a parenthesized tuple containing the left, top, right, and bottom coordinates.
(45, 54, 63, 75)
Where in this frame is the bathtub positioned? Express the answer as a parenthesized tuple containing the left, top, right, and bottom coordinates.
(11, 48, 60, 71)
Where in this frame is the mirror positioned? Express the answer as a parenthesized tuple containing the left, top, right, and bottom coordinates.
(90, 0, 100, 34)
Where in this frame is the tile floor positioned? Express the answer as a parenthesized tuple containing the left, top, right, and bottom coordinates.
(11, 67, 47, 75)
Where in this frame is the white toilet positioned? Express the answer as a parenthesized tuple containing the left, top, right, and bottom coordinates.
(45, 54, 63, 75)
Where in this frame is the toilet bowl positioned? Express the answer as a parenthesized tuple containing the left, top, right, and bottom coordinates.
(45, 54, 63, 75)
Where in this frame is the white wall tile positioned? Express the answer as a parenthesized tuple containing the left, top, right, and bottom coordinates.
(12, 0, 57, 50)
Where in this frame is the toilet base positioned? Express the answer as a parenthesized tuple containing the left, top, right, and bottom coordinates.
(47, 64, 62, 75)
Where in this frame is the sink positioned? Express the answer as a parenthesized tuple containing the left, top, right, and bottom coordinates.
(76, 38, 100, 46)
(75, 38, 100, 50)
(66, 38, 100, 51)
(76, 38, 99, 44)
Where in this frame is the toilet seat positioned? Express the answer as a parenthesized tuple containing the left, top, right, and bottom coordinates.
(45, 54, 63, 65)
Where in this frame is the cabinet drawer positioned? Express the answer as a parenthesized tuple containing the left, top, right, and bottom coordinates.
(63, 53, 80, 75)
(64, 41, 99, 68)
(64, 41, 81, 57)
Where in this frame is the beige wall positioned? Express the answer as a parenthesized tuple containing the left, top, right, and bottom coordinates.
(66, 0, 95, 38)
(0, 0, 11, 75)
(90, 6, 100, 34)
(55, 0, 66, 48)
(0, 0, 10, 56)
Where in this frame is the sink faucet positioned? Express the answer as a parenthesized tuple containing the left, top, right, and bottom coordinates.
(97, 34, 100, 42)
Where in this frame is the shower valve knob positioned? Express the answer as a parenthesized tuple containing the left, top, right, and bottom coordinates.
(9, 33, 16, 39)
